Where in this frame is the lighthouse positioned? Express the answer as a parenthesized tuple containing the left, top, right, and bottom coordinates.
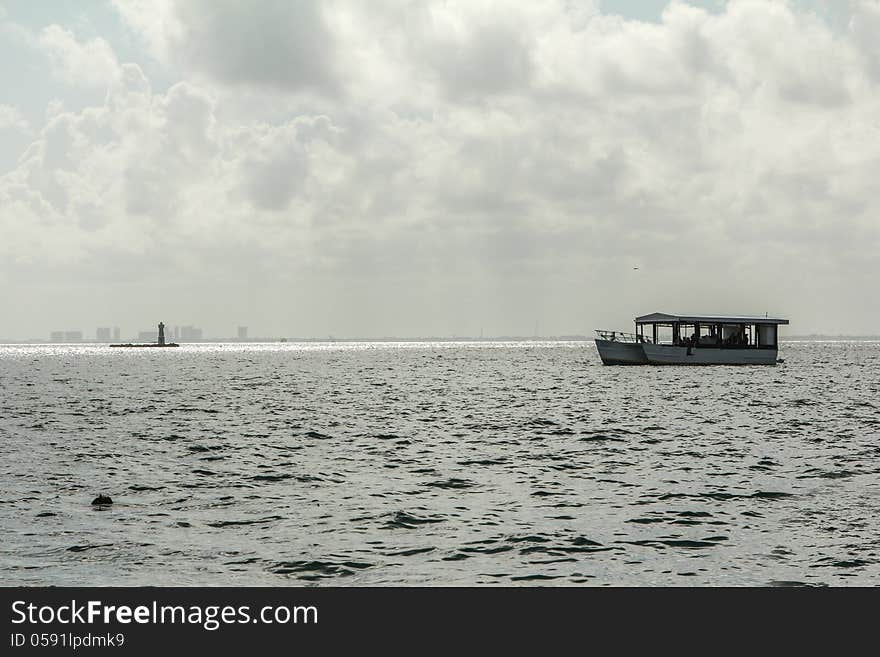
(110, 320, 178, 348)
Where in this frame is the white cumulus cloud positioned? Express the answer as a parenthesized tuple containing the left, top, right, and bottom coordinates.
(1, 0, 879, 336)
(37, 24, 122, 88)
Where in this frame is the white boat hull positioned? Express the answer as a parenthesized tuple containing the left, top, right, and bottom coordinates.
(595, 339, 648, 365)
(641, 344, 778, 365)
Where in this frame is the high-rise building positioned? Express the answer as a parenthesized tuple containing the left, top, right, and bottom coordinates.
(64, 331, 83, 342)
(50, 331, 64, 342)
(96, 327, 111, 342)
(237, 326, 248, 340)
(180, 326, 203, 341)
(113, 327, 121, 341)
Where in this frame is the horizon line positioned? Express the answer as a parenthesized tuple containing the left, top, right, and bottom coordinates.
(3, 334, 880, 345)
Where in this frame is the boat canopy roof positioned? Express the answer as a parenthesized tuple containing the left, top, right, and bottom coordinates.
(635, 312, 789, 325)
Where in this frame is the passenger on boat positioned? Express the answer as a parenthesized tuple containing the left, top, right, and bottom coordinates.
(728, 331, 746, 346)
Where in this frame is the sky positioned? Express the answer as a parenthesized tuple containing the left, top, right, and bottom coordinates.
(1, 0, 879, 339)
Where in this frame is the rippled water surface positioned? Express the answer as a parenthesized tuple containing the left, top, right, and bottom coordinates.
(2, 341, 879, 586)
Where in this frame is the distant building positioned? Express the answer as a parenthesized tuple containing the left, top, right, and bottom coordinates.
(138, 330, 159, 342)
(96, 327, 111, 342)
(113, 327, 121, 341)
(64, 331, 83, 342)
(50, 331, 64, 342)
(180, 325, 203, 341)
(237, 326, 248, 340)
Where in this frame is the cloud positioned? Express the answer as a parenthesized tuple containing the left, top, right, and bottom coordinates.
(0, 105, 29, 133)
(849, 0, 880, 79)
(37, 25, 122, 88)
(236, 116, 342, 211)
(410, 1, 537, 99)
(2, 0, 880, 335)
(112, 0, 338, 94)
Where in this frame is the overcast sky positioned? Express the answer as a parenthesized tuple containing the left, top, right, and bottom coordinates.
(1, 0, 878, 338)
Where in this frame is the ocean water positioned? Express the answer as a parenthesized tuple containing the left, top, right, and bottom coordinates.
(1, 340, 878, 586)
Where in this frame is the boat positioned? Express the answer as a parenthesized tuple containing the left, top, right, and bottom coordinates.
(595, 312, 789, 365)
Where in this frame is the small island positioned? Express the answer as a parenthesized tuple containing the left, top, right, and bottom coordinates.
(110, 322, 180, 348)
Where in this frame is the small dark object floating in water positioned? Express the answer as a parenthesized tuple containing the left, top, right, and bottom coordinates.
(91, 494, 113, 506)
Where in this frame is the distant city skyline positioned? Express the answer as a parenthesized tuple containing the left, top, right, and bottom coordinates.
(2, 1, 879, 337)
(9, 326, 880, 344)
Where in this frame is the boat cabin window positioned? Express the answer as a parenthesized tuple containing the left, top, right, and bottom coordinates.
(757, 324, 778, 348)
(634, 321, 779, 348)
(655, 325, 673, 344)
(722, 324, 745, 345)
(631, 315, 785, 352)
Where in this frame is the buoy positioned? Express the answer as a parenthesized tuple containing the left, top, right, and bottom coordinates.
(91, 494, 113, 506)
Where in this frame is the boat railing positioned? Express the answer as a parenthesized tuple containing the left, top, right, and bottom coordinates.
(595, 330, 645, 343)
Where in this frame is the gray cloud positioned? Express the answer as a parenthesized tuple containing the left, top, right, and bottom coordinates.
(417, 8, 535, 99)
(115, 0, 339, 94)
(1, 1, 880, 337)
